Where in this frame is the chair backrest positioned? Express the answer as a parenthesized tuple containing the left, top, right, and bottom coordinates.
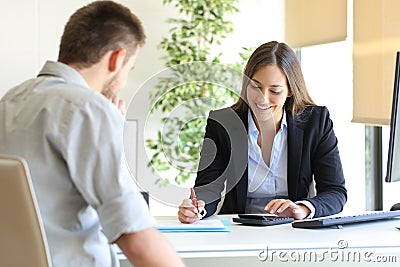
(0, 154, 52, 267)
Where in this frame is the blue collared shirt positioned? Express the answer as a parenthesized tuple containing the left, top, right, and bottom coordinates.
(0, 61, 156, 266)
(247, 110, 288, 198)
(246, 109, 315, 217)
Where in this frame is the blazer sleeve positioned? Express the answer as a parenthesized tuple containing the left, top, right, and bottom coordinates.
(194, 108, 248, 217)
(305, 107, 347, 217)
(194, 110, 231, 216)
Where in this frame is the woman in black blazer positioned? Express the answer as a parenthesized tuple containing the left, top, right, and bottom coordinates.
(178, 41, 347, 223)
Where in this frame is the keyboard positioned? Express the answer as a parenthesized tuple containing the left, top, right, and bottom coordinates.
(292, 210, 400, 229)
(233, 214, 294, 226)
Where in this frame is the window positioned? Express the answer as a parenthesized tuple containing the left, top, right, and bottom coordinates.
(300, 41, 366, 213)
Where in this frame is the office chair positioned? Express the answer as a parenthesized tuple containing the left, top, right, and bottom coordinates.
(0, 154, 52, 267)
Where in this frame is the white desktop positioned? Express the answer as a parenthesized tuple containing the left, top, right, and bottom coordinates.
(118, 214, 400, 267)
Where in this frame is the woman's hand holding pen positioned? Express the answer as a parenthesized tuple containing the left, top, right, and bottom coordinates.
(265, 199, 310, 220)
(178, 198, 206, 223)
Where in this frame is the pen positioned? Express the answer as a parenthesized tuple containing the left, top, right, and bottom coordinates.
(190, 187, 199, 211)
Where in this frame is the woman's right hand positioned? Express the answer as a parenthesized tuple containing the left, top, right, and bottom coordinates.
(178, 198, 206, 223)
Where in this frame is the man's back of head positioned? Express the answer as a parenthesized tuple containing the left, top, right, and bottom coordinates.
(58, 0, 146, 70)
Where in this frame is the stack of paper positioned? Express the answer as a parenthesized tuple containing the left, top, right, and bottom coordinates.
(157, 219, 231, 233)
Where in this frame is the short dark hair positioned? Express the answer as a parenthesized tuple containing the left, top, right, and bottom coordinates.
(232, 41, 315, 116)
(58, 0, 145, 69)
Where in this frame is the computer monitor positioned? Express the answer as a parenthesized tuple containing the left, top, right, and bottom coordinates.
(385, 51, 400, 183)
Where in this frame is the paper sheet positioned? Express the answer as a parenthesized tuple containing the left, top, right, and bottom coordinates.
(157, 219, 231, 232)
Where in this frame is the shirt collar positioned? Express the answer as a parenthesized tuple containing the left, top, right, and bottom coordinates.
(281, 110, 287, 130)
(247, 109, 287, 134)
(248, 109, 258, 135)
(38, 61, 90, 89)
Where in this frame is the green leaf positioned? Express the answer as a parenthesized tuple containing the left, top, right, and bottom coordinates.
(147, 0, 243, 187)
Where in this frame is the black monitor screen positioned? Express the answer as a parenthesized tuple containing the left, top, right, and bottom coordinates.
(385, 51, 400, 183)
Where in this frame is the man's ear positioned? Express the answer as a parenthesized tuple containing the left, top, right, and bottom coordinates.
(108, 48, 127, 73)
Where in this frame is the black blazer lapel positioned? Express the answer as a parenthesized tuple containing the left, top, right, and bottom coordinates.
(233, 107, 249, 213)
(286, 110, 304, 200)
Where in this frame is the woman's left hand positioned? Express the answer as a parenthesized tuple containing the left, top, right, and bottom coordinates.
(264, 199, 310, 220)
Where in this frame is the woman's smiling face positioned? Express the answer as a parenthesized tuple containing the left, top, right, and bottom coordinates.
(246, 64, 291, 128)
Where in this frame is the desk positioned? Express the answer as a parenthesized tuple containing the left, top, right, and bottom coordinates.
(119, 215, 400, 267)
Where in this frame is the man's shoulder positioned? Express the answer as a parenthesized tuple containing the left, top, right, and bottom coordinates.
(34, 61, 110, 109)
(1, 78, 37, 102)
(44, 83, 119, 124)
(2, 75, 115, 122)
(45, 81, 107, 107)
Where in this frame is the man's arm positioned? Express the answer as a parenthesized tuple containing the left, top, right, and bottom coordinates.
(116, 227, 185, 267)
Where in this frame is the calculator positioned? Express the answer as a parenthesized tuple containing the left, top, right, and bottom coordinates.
(232, 214, 294, 226)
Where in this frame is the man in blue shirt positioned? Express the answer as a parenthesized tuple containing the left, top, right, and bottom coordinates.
(0, 1, 184, 266)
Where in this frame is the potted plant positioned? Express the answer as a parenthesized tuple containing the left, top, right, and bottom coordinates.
(146, 0, 249, 187)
